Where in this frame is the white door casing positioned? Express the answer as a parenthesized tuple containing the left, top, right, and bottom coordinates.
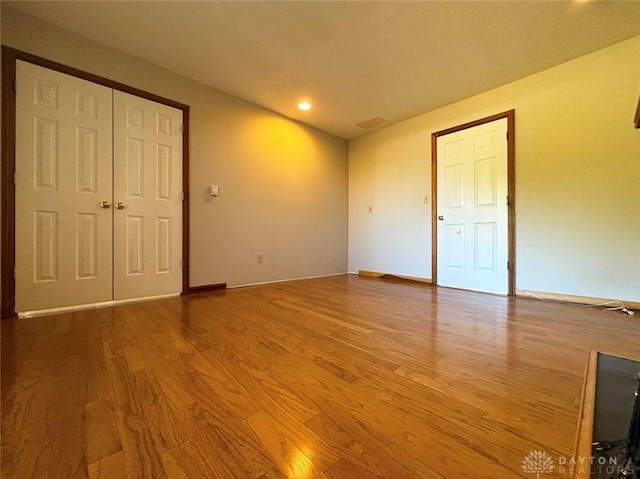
(436, 118, 508, 294)
(15, 61, 114, 311)
(112, 91, 183, 300)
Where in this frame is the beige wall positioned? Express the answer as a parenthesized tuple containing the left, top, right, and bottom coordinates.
(3, 7, 638, 304)
(1, 7, 349, 289)
(349, 35, 640, 302)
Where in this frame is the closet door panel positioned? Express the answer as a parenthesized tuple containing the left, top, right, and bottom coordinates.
(112, 91, 183, 300)
(15, 61, 113, 312)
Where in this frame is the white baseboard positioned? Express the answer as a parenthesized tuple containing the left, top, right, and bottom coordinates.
(18, 293, 180, 319)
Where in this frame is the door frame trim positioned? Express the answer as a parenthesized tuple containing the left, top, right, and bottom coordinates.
(1, 46, 191, 318)
(430, 110, 516, 295)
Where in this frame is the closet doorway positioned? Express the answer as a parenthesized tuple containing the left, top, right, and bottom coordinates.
(2, 49, 190, 316)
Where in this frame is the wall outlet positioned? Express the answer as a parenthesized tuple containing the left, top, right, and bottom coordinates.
(257, 253, 264, 264)
(423, 194, 430, 204)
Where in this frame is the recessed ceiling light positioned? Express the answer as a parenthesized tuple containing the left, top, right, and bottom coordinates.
(298, 101, 312, 111)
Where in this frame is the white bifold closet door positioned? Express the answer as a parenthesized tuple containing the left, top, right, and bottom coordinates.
(15, 61, 182, 313)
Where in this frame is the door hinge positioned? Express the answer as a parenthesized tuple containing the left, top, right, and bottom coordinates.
(13, 78, 17, 93)
(507, 261, 510, 271)
(181, 192, 185, 202)
(506, 195, 510, 206)
(506, 131, 508, 141)
(181, 125, 185, 135)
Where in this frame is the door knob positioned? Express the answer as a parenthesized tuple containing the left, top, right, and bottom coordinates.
(115, 202, 125, 210)
(100, 201, 111, 209)
(438, 215, 444, 221)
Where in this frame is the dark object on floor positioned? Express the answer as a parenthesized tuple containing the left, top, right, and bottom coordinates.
(592, 355, 640, 478)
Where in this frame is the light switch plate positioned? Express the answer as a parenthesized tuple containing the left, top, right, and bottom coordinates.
(210, 185, 219, 196)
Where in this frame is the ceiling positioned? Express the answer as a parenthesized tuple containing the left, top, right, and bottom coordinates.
(5, 1, 640, 140)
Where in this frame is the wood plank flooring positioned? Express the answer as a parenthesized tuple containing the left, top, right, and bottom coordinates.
(2, 274, 639, 478)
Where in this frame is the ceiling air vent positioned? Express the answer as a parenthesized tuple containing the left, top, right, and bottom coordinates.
(356, 116, 385, 129)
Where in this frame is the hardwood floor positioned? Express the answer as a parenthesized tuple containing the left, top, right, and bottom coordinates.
(2, 274, 639, 478)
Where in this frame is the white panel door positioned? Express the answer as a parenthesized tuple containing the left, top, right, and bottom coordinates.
(112, 91, 183, 300)
(436, 118, 508, 294)
(15, 61, 114, 311)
